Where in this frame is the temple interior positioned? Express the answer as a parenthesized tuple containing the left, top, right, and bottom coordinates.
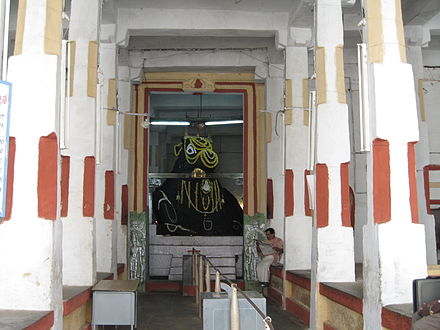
(0, 0, 440, 329)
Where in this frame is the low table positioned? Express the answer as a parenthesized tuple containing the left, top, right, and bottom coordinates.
(92, 279, 140, 329)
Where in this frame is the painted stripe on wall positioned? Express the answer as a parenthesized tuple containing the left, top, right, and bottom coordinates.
(340, 162, 351, 227)
(285, 169, 294, 217)
(14, 0, 26, 55)
(1, 137, 15, 221)
(304, 170, 312, 217)
(335, 45, 346, 104)
(61, 155, 70, 217)
(104, 171, 115, 219)
(256, 83, 267, 215)
(373, 138, 391, 224)
(38, 133, 58, 220)
(408, 142, 419, 224)
(267, 179, 274, 219)
(367, 0, 384, 63)
(83, 156, 95, 217)
(286, 298, 310, 326)
(381, 306, 412, 330)
(87, 41, 98, 98)
(395, 0, 407, 63)
(316, 47, 327, 105)
(121, 184, 128, 225)
(320, 283, 363, 314)
(316, 164, 329, 228)
(24, 311, 54, 330)
(44, 0, 62, 55)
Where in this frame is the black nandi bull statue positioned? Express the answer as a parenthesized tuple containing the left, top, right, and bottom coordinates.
(152, 136, 243, 236)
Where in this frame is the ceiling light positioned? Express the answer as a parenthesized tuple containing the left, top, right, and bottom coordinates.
(205, 120, 243, 126)
(150, 121, 191, 126)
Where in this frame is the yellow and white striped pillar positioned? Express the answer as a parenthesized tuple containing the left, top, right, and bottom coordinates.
(405, 25, 437, 265)
(310, 0, 355, 328)
(284, 28, 313, 271)
(61, 0, 101, 287)
(0, 0, 63, 326)
(95, 40, 118, 276)
(362, 0, 427, 327)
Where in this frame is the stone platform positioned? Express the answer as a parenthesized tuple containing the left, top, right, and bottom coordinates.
(149, 224, 243, 280)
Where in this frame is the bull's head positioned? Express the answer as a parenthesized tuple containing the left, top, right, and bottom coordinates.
(173, 136, 219, 173)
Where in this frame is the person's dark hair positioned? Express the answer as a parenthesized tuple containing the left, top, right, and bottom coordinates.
(265, 228, 275, 234)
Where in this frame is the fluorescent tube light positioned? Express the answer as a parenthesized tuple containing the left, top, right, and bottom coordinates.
(205, 120, 243, 126)
(150, 121, 191, 126)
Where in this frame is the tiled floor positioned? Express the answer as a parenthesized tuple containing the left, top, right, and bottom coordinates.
(99, 291, 307, 330)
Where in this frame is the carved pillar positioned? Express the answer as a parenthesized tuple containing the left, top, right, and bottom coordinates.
(361, 0, 428, 328)
(0, 0, 63, 326)
(284, 28, 313, 271)
(405, 25, 437, 265)
(61, 0, 101, 286)
(310, 0, 355, 328)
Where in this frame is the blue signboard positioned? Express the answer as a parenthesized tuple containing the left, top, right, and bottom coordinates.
(0, 80, 12, 217)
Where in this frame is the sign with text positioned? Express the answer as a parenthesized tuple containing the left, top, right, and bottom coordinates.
(0, 81, 12, 217)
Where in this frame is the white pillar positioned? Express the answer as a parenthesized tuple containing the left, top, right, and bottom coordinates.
(266, 68, 285, 237)
(361, 1, 428, 328)
(62, 0, 101, 286)
(0, 0, 63, 327)
(95, 37, 117, 275)
(405, 26, 437, 265)
(311, 0, 355, 328)
(116, 64, 131, 269)
(284, 28, 313, 270)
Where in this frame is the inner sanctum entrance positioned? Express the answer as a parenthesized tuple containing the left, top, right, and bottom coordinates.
(128, 72, 269, 289)
(148, 91, 244, 279)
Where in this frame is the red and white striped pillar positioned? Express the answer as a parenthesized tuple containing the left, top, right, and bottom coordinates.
(61, 0, 101, 287)
(95, 39, 118, 276)
(0, 0, 63, 326)
(310, 0, 355, 327)
(362, 0, 427, 327)
(405, 26, 437, 265)
(284, 27, 313, 271)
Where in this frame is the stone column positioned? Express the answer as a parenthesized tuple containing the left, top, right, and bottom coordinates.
(284, 28, 313, 271)
(310, 0, 355, 328)
(266, 67, 285, 238)
(61, 0, 101, 286)
(116, 63, 131, 274)
(0, 0, 63, 326)
(405, 25, 437, 265)
(361, 0, 428, 328)
(95, 24, 117, 275)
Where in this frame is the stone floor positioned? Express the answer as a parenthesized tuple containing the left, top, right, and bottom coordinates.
(99, 291, 308, 329)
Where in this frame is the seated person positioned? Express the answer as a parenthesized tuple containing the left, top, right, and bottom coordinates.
(256, 228, 283, 286)
(412, 298, 440, 330)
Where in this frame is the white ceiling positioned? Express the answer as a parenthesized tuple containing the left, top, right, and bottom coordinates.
(114, 0, 298, 12)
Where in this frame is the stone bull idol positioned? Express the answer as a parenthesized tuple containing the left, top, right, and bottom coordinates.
(152, 136, 243, 236)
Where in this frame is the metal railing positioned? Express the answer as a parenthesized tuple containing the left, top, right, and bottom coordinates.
(190, 249, 275, 330)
